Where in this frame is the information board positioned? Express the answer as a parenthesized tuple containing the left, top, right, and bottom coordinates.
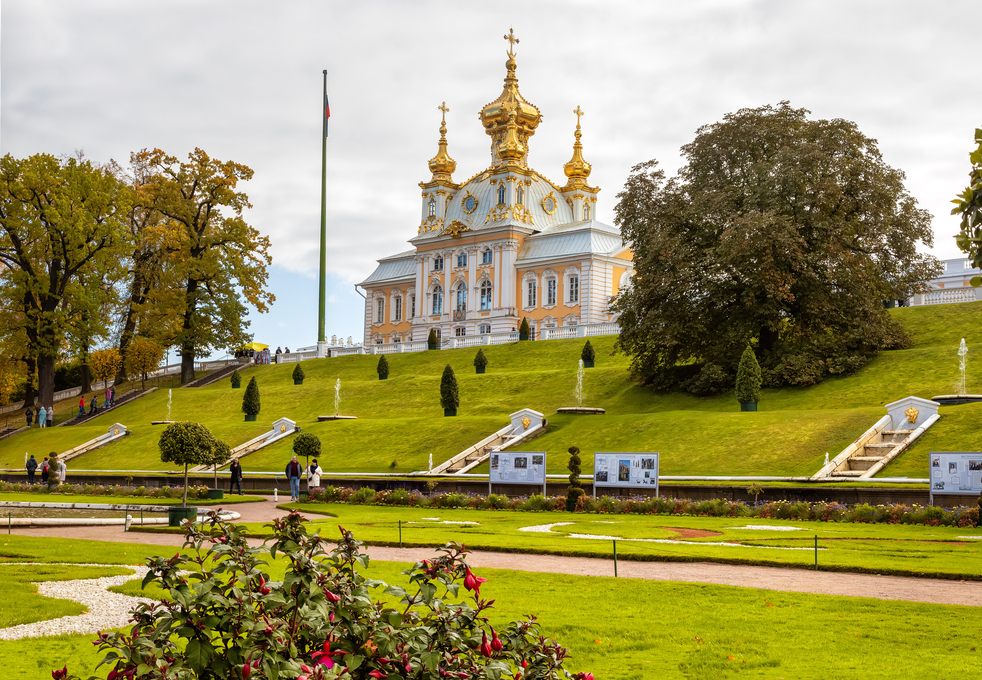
(593, 453, 659, 496)
(489, 451, 547, 495)
(929, 452, 982, 500)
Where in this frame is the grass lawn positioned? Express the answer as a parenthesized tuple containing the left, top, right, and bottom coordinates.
(0, 564, 132, 628)
(1, 301, 979, 478)
(0, 532, 977, 680)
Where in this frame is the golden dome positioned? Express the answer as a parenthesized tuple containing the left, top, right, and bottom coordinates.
(427, 101, 456, 181)
(497, 107, 527, 163)
(562, 105, 593, 189)
(479, 29, 541, 165)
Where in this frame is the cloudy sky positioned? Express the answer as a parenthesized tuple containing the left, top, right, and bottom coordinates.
(3, 0, 978, 354)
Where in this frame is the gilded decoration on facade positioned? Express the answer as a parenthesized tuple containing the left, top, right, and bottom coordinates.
(443, 220, 471, 239)
(542, 191, 558, 215)
(905, 407, 919, 423)
(461, 192, 478, 214)
(427, 101, 457, 182)
(521, 416, 531, 430)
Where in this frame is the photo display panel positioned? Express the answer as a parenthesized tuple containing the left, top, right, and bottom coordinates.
(593, 453, 659, 488)
(929, 452, 982, 495)
(490, 451, 546, 485)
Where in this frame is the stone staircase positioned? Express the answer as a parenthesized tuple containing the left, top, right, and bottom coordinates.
(56, 387, 156, 427)
(188, 417, 297, 472)
(0, 425, 28, 442)
(428, 408, 547, 475)
(181, 363, 243, 388)
(826, 430, 909, 478)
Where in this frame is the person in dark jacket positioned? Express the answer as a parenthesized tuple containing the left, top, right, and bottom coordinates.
(26, 455, 38, 484)
(89, 395, 98, 415)
(229, 457, 243, 496)
(285, 455, 302, 501)
(25, 407, 33, 427)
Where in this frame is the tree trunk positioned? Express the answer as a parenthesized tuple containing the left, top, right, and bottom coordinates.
(22, 356, 37, 408)
(183, 463, 189, 506)
(116, 259, 153, 385)
(37, 354, 55, 410)
(181, 346, 196, 385)
(180, 277, 198, 385)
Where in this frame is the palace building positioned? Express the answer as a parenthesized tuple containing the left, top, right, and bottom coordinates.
(357, 32, 634, 346)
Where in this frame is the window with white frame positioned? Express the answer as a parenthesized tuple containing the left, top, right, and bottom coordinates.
(482, 248, 493, 265)
(546, 279, 557, 306)
(497, 185, 506, 205)
(456, 282, 467, 311)
(516, 185, 524, 205)
(428, 197, 436, 217)
(456, 251, 467, 268)
(568, 275, 579, 303)
(583, 202, 591, 220)
(479, 324, 491, 334)
(394, 296, 402, 322)
(455, 327, 466, 337)
(433, 254, 443, 271)
(375, 298, 384, 324)
(480, 280, 492, 310)
(527, 279, 537, 308)
(432, 285, 443, 315)
(410, 295, 416, 319)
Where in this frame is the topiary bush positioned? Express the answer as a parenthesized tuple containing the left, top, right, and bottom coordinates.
(158, 421, 224, 505)
(581, 340, 595, 364)
(293, 432, 321, 462)
(474, 348, 488, 371)
(735, 344, 762, 405)
(566, 446, 584, 512)
(59, 512, 592, 680)
(229, 369, 241, 388)
(292, 362, 306, 383)
(377, 354, 390, 379)
(427, 328, 438, 349)
(519, 317, 531, 340)
(440, 364, 460, 413)
(242, 376, 261, 417)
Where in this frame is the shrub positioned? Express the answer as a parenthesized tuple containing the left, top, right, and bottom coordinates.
(440, 364, 460, 411)
(292, 362, 306, 382)
(377, 354, 390, 378)
(293, 432, 321, 461)
(581, 340, 595, 363)
(735, 344, 762, 403)
(229, 369, 241, 388)
(519, 317, 531, 339)
(566, 446, 584, 512)
(59, 512, 589, 680)
(242, 376, 261, 416)
(474, 348, 488, 368)
(351, 486, 377, 504)
(427, 328, 438, 347)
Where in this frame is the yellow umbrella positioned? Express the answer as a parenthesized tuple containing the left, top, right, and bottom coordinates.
(241, 342, 269, 351)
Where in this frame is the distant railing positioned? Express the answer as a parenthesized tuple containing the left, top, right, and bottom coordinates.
(917, 288, 980, 305)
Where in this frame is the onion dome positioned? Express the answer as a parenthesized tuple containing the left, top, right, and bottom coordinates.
(479, 29, 541, 164)
(562, 105, 593, 189)
(497, 107, 526, 164)
(427, 101, 456, 181)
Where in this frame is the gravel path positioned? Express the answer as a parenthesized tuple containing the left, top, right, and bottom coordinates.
(0, 563, 151, 640)
(9, 499, 982, 608)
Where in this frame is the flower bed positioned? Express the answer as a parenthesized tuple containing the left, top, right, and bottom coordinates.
(0, 481, 213, 500)
(305, 486, 980, 528)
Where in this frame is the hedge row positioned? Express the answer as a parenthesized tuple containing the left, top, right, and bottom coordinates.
(0, 481, 214, 500)
(307, 486, 981, 528)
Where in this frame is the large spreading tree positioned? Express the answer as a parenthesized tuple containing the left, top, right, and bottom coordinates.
(141, 148, 273, 384)
(951, 126, 982, 284)
(613, 103, 941, 394)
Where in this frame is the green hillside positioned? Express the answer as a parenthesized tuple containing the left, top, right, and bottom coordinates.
(1, 301, 979, 477)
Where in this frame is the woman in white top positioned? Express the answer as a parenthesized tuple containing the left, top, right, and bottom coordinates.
(307, 459, 323, 488)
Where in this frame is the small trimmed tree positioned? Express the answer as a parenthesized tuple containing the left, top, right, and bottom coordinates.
(519, 317, 531, 340)
(735, 344, 762, 407)
(581, 340, 596, 367)
(209, 439, 231, 490)
(293, 432, 322, 472)
(242, 376, 261, 419)
(427, 328, 438, 349)
(292, 363, 305, 384)
(377, 354, 390, 379)
(474, 348, 488, 373)
(230, 369, 241, 388)
(566, 446, 584, 512)
(47, 453, 61, 488)
(158, 421, 221, 505)
(440, 364, 460, 415)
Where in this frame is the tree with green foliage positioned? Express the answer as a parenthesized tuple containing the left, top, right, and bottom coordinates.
(0, 153, 131, 407)
(377, 354, 390, 378)
(566, 446, 584, 512)
(735, 345, 762, 405)
(427, 328, 438, 348)
(293, 432, 321, 464)
(229, 368, 241, 388)
(158, 421, 222, 505)
(125, 337, 163, 390)
(474, 348, 488, 370)
(242, 376, 261, 417)
(613, 103, 942, 394)
(519, 317, 531, 340)
(951, 127, 982, 286)
(292, 362, 305, 383)
(209, 439, 231, 490)
(140, 148, 274, 385)
(440, 364, 459, 413)
(581, 341, 595, 364)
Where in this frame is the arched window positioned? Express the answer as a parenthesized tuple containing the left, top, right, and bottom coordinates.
(480, 280, 493, 310)
(433, 254, 443, 271)
(428, 197, 436, 217)
(482, 248, 493, 265)
(393, 295, 402, 322)
(375, 298, 385, 324)
(583, 201, 591, 220)
(432, 284, 443, 314)
(456, 282, 467, 311)
(517, 185, 524, 205)
(456, 251, 467, 268)
(497, 185, 506, 205)
(527, 279, 537, 308)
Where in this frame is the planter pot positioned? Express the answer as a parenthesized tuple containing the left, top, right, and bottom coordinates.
(208, 489, 224, 500)
(231, 384, 241, 389)
(294, 379, 303, 385)
(519, 333, 529, 341)
(444, 408, 457, 417)
(379, 374, 388, 380)
(168, 506, 197, 527)
(475, 366, 486, 374)
(740, 401, 758, 412)
(428, 343, 437, 350)
(582, 359, 595, 368)
(244, 414, 258, 422)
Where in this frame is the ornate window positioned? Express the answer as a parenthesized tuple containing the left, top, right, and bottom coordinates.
(567, 273, 579, 304)
(433, 254, 443, 271)
(527, 279, 537, 308)
(432, 284, 443, 315)
(428, 197, 436, 217)
(409, 294, 416, 319)
(547, 279, 557, 306)
(479, 324, 491, 334)
(482, 248, 493, 265)
(455, 326, 466, 337)
(480, 280, 492, 310)
(375, 298, 385, 324)
(497, 185, 506, 205)
(583, 202, 591, 220)
(456, 282, 467, 311)
(516, 185, 524, 205)
(394, 295, 402, 322)
(456, 251, 467, 268)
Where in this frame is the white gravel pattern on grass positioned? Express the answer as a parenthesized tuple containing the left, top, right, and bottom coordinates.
(736, 525, 805, 532)
(518, 523, 823, 551)
(0, 563, 152, 640)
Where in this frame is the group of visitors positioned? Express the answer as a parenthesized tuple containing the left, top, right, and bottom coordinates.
(77, 387, 116, 419)
(24, 405, 51, 428)
(285, 455, 323, 501)
(24, 454, 66, 485)
(274, 347, 292, 355)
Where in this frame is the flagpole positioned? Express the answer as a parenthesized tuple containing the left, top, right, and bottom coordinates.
(318, 70, 328, 349)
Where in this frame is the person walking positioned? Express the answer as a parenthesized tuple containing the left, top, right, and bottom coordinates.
(38, 405, 47, 428)
(285, 455, 302, 501)
(307, 458, 323, 491)
(110, 387, 116, 406)
(106, 387, 112, 409)
(25, 406, 33, 428)
(26, 455, 38, 484)
(229, 457, 243, 496)
(89, 395, 98, 415)
(57, 457, 67, 485)
(78, 396, 85, 418)
(40, 457, 49, 485)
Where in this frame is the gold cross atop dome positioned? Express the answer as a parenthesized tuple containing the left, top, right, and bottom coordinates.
(427, 100, 456, 181)
(438, 101, 449, 124)
(503, 28, 519, 58)
(573, 105, 584, 128)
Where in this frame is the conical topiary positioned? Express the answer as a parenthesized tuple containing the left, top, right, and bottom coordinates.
(377, 354, 390, 379)
(735, 344, 762, 406)
(292, 363, 305, 383)
(440, 364, 459, 414)
(230, 369, 241, 388)
(519, 317, 530, 340)
(242, 376, 261, 417)
(566, 446, 584, 512)
(427, 328, 438, 349)
(581, 340, 595, 367)
(474, 348, 488, 373)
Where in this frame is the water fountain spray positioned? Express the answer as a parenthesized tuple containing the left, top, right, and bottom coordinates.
(167, 389, 172, 422)
(958, 338, 968, 396)
(574, 359, 585, 408)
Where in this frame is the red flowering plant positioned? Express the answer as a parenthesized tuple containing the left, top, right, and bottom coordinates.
(54, 510, 589, 680)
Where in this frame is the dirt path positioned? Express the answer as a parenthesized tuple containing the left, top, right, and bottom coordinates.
(9, 500, 982, 608)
